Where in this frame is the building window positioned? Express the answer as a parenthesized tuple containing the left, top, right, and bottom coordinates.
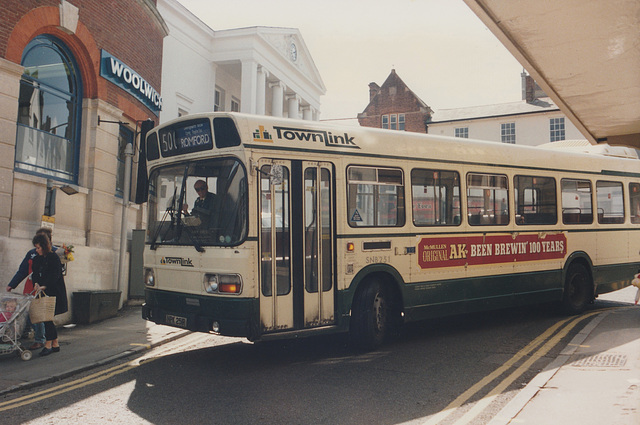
(15, 35, 82, 183)
(231, 97, 240, 112)
(501, 123, 516, 144)
(455, 127, 469, 138)
(116, 126, 134, 198)
(214, 88, 224, 111)
(382, 114, 404, 131)
(550, 117, 565, 142)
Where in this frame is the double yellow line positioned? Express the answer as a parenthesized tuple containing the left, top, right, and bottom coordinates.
(0, 336, 201, 412)
(0, 361, 139, 412)
(0, 310, 613, 417)
(422, 309, 608, 425)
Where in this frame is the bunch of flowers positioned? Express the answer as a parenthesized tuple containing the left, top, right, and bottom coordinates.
(61, 243, 74, 262)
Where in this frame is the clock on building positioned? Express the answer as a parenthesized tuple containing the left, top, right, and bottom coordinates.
(289, 42, 297, 62)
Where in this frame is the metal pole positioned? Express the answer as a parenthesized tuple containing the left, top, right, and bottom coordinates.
(44, 179, 56, 216)
(116, 142, 134, 309)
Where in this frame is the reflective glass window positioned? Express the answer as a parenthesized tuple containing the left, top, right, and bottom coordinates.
(15, 35, 81, 183)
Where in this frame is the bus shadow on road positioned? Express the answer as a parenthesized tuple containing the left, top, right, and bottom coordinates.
(125, 299, 634, 424)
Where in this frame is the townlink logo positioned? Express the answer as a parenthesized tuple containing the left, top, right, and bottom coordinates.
(161, 257, 194, 267)
(272, 126, 359, 149)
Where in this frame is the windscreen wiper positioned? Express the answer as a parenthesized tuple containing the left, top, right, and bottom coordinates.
(151, 187, 177, 250)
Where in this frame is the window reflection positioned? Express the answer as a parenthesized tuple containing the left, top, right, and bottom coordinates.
(15, 35, 80, 183)
(148, 158, 248, 247)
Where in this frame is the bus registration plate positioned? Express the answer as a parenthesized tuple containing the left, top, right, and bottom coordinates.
(166, 314, 187, 328)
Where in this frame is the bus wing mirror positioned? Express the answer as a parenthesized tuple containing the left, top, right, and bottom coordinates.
(135, 119, 155, 204)
(270, 164, 283, 186)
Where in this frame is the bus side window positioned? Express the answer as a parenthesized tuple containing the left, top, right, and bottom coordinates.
(514, 175, 557, 225)
(347, 166, 405, 227)
(561, 179, 593, 224)
(596, 181, 625, 224)
(411, 169, 461, 226)
(630, 183, 640, 224)
(466, 173, 509, 226)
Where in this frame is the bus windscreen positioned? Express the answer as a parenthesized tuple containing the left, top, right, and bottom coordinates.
(148, 157, 247, 247)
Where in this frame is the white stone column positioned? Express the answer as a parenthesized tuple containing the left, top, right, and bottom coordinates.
(210, 62, 218, 111)
(240, 60, 258, 114)
(270, 81, 284, 117)
(256, 66, 268, 116)
(287, 94, 299, 120)
(302, 105, 312, 120)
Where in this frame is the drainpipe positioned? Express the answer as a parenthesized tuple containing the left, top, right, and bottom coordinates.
(116, 141, 134, 308)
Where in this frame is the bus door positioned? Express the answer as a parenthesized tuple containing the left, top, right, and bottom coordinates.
(301, 162, 335, 328)
(259, 160, 335, 334)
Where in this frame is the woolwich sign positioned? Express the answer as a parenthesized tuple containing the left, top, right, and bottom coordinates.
(100, 50, 162, 115)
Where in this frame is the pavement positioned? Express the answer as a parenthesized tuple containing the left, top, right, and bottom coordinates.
(0, 288, 638, 425)
(490, 286, 640, 425)
(0, 302, 189, 396)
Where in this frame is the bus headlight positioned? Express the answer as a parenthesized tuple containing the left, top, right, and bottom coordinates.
(204, 274, 242, 295)
(144, 268, 155, 287)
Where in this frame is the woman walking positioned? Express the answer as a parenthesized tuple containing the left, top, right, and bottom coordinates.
(31, 233, 68, 356)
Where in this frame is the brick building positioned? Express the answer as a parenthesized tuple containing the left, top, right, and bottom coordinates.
(357, 69, 433, 133)
(0, 0, 167, 319)
(358, 69, 582, 146)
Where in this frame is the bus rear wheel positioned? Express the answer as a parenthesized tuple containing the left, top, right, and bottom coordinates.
(350, 279, 390, 350)
(562, 263, 592, 315)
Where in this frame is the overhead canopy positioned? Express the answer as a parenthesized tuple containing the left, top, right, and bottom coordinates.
(464, 0, 640, 148)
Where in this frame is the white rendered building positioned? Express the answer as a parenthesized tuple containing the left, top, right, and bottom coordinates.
(427, 74, 583, 146)
(158, 0, 326, 123)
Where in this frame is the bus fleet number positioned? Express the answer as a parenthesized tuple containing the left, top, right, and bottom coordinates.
(366, 255, 391, 264)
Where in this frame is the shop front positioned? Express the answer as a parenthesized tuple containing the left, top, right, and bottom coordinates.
(0, 0, 167, 322)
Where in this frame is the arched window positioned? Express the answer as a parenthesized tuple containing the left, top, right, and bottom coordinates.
(15, 35, 82, 183)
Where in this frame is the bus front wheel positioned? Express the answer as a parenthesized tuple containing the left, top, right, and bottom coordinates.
(350, 279, 390, 350)
(562, 263, 592, 315)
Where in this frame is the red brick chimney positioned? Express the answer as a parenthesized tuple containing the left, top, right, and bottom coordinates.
(521, 71, 547, 103)
(369, 82, 381, 102)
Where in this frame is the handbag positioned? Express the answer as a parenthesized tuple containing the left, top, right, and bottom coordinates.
(29, 290, 56, 324)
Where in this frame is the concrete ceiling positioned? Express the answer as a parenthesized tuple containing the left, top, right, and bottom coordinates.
(464, 0, 640, 148)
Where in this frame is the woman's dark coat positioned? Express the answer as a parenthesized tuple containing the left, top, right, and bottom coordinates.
(32, 252, 69, 315)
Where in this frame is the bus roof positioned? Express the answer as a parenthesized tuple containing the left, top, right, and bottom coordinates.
(152, 112, 640, 176)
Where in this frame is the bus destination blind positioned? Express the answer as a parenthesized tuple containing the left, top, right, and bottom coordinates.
(159, 119, 213, 157)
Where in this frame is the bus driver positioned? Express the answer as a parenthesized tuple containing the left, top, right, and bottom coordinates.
(182, 179, 216, 223)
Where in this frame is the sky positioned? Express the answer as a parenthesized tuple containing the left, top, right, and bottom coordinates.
(177, 0, 524, 123)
